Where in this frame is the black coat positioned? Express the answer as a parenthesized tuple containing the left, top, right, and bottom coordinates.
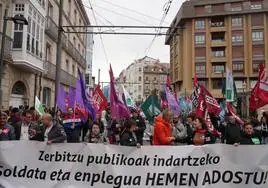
(225, 123, 242, 144)
(132, 116, 146, 145)
(45, 123, 67, 143)
(120, 130, 137, 147)
(240, 134, 260, 145)
(13, 121, 44, 141)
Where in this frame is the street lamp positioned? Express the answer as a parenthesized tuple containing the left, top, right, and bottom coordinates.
(0, 9, 28, 109)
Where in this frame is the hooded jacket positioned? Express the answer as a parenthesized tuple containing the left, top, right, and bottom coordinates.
(153, 115, 173, 145)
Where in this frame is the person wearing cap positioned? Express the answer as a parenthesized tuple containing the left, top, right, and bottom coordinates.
(131, 108, 146, 145)
(0, 112, 16, 141)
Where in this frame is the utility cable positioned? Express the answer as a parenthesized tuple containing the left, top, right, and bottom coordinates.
(87, 0, 109, 65)
(95, 0, 169, 24)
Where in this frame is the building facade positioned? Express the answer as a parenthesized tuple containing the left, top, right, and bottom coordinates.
(0, 0, 91, 109)
(166, 0, 268, 99)
(1, 0, 46, 109)
(118, 56, 169, 102)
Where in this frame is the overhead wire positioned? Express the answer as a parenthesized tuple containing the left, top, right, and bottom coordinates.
(144, 0, 173, 56)
(83, 3, 153, 26)
(95, 0, 170, 24)
(87, 0, 109, 65)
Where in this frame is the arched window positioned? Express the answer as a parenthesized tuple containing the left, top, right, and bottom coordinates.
(12, 81, 26, 95)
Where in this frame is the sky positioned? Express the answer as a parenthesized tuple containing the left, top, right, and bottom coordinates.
(82, 0, 184, 83)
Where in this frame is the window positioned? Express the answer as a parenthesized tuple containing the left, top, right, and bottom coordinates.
(252, 61, 263, 72)
(199, 80, 207, 87)
(138, 85, 142, 91)
(66, 60, 69, 72)
(251, 14, 264, 27)
(72, 64, 75, 75)
(231, 17, 242, 27)
(252, 31, 263, 41)
(68, 0, 71, 15)
(230, 2, 242, 11)
(233, 62, 244, 72)
(210, 17, 224, 27)
(212, 79, 224, 89)
(15, 4, 24, 11)
(195, 47, 206, 60)
(212, 48, 225, 57)
(74, 10, 77, 25)
(43, 87, 51, 107)
(251, 0, 263, 10)
(138, 76, 142, 81)
(251, 80, 257, 88)
(139, 67, 142, 72)
(195, 20, 205, 29)
(145, 77, 148, 81)
(212, 64, 225, 73)
(195, 64, 206, 75)
(13, 15, 24, 48)
(252, 45, 264, 58)
(232, 46, 244, 58)
(195, 34, 205, 44)
(232, 35, 243, 43)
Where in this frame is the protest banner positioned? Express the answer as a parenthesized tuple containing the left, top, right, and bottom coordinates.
(0, 141, 268, 188)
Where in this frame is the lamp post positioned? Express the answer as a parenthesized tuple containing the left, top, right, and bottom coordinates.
(0, 8, 28, 109)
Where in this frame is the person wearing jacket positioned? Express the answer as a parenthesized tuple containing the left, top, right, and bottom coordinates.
(120, 119, 139, 147)
(13, 110, 44, 141)
(42, 113, 67, 144)
(191, 117, 216, 145)
(0, 112, 15, 141)
(63, 107, 81, 143)
(131, 108, 146, 145)
(240, 122, 260, 145)
(225, 115, 242, 145)
(172, 115, 187, 145)
(84, 122, 106, 143)
(153, 110, 175, 145)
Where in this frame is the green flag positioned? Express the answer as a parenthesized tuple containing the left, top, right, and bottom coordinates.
(141, 95, 161, 124)
(225, 68, 237, 107)
(35, 96, 45, 116)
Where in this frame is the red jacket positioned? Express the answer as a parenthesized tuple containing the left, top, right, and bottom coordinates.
(153, 115, 173, 145)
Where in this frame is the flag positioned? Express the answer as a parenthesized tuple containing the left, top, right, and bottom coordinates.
(78, 70, 96, 120)
(166, 75, 171, 87)
(35, 96, 45, 116)
(141, 95, 161, 124)
(120, 84, 135, 107)
(56, 86, 66, 112)
(164, 86, 180, 116)
(225, 68, 237, 107)
(109, 64, 130, 119)
(226, 101, 244, 125)
(191, 77, 221, 136)
(92, 85, 108, 113)
(250, 64, 268, 111)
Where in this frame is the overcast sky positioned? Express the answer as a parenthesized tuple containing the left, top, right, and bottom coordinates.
(82, 0, 184, 83)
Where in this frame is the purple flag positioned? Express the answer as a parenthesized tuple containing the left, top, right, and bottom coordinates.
(68, 87, 76, 109)
(78, 69, 96, 121)
(56, 85, 66, 112)
(109, 64, 130, 119)
(164, 86, 180, 116)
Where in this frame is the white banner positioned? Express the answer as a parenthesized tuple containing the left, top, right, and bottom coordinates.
(0, 141, 268, 188)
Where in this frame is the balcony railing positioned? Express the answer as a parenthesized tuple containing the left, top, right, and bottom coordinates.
(45, 16, 58, 40)
(46, 16, 86, 69)
(0, 32, 13, 61)
(43, 61, 77, 87)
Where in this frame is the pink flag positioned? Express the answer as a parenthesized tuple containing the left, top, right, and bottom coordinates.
(109, 64, 130, 119)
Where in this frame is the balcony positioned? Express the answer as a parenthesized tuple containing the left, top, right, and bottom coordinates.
(210, 17, 226, 32)
(211, 48, 226, 62)
(0, 32, 13, 62)
(211, 40, 226, 47)
(144, 80, 150, 84)
(43, 61, 77, 87)
(144, 89, 150, 94)
(211, 32, 226, 47)
(45, 16, 58, 41)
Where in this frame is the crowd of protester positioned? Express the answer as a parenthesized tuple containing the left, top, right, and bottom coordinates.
(0, 104, 267, 147)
